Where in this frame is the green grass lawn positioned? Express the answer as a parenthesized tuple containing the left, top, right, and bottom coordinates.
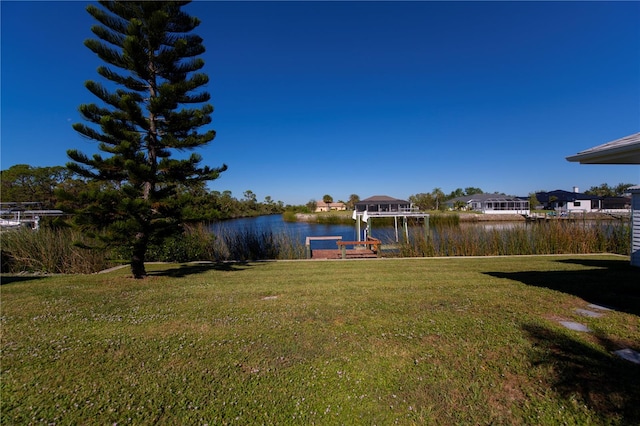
(2, 255, 639, 425)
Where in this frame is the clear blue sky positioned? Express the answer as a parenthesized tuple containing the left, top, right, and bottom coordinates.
(2, 1, 639, 205)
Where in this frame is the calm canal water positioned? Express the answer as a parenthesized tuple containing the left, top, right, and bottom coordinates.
(210, 215, 362, 249)
(209, 214, 523, 249)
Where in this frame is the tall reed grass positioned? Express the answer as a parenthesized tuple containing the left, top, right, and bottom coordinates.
(1, 227, 115, 274)
(131, 224, 306, 263)
(1, 220, 630, 274)
(210, 228, 306, 261)
(429, 213, 460, 227)
(398, 220, 630, 257)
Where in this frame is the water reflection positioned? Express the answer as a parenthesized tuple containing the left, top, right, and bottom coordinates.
(209, 215, 627, 251)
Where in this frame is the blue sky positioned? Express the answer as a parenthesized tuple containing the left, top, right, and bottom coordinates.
(2, 1, 639, 205)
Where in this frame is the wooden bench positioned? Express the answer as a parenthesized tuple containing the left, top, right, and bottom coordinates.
(335, 238, 382, 259)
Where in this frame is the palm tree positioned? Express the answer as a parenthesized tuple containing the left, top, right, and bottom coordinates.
(432, 188, 445, 211)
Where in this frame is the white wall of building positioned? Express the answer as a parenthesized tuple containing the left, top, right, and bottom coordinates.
(630, 188, 640, 268)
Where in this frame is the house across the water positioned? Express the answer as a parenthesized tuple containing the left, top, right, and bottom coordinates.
(315, 201, 346, 212)
(535, 188, 600, 214)
(355, 195, 412, 212)
(444, 193, 530, 215)
(601, 197, 632, 212)
(535, 188, 631, 214)
(353, 195, 427, 243)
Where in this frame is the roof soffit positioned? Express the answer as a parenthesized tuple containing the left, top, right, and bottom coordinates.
(566, 132, 640, 164)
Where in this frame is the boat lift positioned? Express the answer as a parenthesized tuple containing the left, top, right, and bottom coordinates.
(351, 209, 430, 243)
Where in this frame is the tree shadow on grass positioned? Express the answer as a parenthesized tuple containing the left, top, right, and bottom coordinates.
(522, 322, 640, 424)
(0, 275, 48, 285)
(147, 261, 256, 278)
(484, 258, 640, 316)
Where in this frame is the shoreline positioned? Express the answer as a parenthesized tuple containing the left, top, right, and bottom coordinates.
(294, 211, 629, 223)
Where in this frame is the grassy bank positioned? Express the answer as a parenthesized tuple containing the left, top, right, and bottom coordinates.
(286, 210, 354, 225)
(2, 255, 639, 425)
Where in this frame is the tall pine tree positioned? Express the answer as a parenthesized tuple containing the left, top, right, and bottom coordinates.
(68, 1, 226, 278)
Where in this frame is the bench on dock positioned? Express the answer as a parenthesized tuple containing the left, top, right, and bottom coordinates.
(336, 237, 382, 259)
(305, 236, 342, 259)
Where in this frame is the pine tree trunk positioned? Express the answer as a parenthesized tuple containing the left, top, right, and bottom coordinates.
(131, 232, 148, 279)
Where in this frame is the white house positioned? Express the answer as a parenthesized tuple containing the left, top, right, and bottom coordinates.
(535, 188, 601, 214)
(630, 186, 640, 268)
(445, 193, 530, 215)
(567, 132, 640, 267)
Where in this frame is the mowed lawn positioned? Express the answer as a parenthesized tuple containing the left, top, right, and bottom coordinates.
(2, 255, 639, 425)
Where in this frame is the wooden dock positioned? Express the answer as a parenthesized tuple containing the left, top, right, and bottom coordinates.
(306, 236, 382, 259)
(311, 249, 378, 259)
(310, 237, 381, 259)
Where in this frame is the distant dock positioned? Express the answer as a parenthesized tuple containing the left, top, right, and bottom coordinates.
(0, 202, 64, 230)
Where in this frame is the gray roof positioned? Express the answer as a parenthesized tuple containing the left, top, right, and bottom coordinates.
(535, 190, 599, 203)
(566, 132, 640, 164)
(358, 195, 410, 204)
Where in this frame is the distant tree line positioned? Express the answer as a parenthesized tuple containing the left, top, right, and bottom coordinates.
(4, 165, 634, 219)
(408, 187, 484, 211)
(1, 164, 284, 220)
(584, 183, 636, 197)
(0, 164, 70, 209)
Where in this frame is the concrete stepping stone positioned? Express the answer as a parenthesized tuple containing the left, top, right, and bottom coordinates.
(587, 304, 613, 312)
(574, 308, 603, 318)
(613, 348, 640, 365)
(559, 321, 591, 332)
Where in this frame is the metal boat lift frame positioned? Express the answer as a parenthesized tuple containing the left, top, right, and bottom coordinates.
(351, 209, 430, 243)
